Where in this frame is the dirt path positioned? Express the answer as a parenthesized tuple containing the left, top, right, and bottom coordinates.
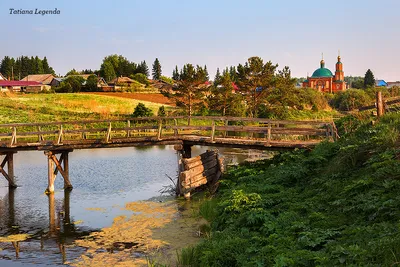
(83, 92, 175, 106)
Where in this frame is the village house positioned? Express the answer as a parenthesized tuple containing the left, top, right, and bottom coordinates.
(375, 80, 388, 87)
(387, 82, 400, 89)
(21, 74, 55, 85)
(0, 80, 49, 92)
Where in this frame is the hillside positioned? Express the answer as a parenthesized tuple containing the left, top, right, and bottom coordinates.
(0, 93, 171, 123)
(190, 113, 400, 266)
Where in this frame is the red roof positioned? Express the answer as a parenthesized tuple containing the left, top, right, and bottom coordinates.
(0, 81, 42, 86)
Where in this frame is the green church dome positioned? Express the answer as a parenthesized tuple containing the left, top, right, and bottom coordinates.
(311, 60, 333, 78)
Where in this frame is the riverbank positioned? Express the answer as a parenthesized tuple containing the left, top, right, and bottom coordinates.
(188, 113, 400, 266)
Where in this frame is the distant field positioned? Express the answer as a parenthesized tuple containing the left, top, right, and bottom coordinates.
(83, 92, 174, 106)
(0, 92, 174, 124)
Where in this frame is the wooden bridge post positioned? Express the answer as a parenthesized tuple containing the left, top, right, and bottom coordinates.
(48, 192, 56, 236)
(183, 144, 192, 158)
(62, 152, 72, 190)
(46, 152, 56, 194)
(45, 150, 73, 194)
(0, 152, 17, 188)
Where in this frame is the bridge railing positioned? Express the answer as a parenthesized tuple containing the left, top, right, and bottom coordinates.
(0, 116, 337, 148)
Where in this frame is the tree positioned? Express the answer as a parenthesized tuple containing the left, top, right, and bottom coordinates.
(172, 66, 179, 80)
(65, 69, 79, 76)
(85, 75, 98, 92)
(236, 57, 278, 117)
(214, 68, 222, 86)
(157, 106, 166, 116)
(34, 56, 44, 74)
(64, 76, 85, 92)
(131, 73, 149, 86)
(161, 63, 209, 124)
(364, 69, 375, 88)
(266, 66, 298, 116)
(41, 56, 55, 75)
(204, 65, 209, 81)
(132, 103, 154, 117)
(136, 61, 149, 77)
(152, 58, 162, 80)
(211, 68, 235, 116)
(101, 61, 116, 82)
(0, 56, 13, 79)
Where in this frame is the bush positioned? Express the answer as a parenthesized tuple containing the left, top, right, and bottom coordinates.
(157, 106, 166, 116)
(132, 103, 153, 117)
(331, 89, 372, 111)
(160, 76, 174, 84)
(130, 73, 149, 86)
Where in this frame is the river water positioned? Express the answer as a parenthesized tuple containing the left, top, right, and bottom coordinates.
(0, 145, 272, 266)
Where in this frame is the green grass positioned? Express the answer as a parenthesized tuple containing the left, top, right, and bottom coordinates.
(0, 92, 170, 123)
(188, 112, 400, 266)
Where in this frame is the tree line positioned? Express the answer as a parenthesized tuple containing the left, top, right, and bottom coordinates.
(0, 56, 55, 79)
(160, 57, 323, 120)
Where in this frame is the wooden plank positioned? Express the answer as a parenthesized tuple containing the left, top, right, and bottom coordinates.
(165, 125, 213, 131)
(15, 130, 60, 136)
(183, 154, 217, 170)
(181, 159, 218, 179)
(0, 116, 330, 129)
(182, 150, 216, 165)
(181, 175, 208, 190)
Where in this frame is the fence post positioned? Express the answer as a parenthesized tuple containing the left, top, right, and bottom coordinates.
(211, 120, 216, 143)
(127, 120, 131, 137)
(10, 127, 17, 146)
(267, 123, 272, 144)
(174, 119, 178, 136)
(376, 91, 384, 118)
(157, 120, 163, 140)
(106, 122, 112, 142)
(57, 125, 63, 145)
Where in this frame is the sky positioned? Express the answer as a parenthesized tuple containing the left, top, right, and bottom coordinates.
(1, 0, 399, 81)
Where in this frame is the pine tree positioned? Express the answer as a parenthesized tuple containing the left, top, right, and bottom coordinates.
(204, 65, 209, 81)
(172, 65, 179, 80)
(34, 56, 44, 74)
(152, 58, 162, 80)
(160, 64, 209, 124)
(364, 69, 375, 88)
(214, 68, 222, 86)
(137, 61, 149, 77)
(0, 56, 13, 79)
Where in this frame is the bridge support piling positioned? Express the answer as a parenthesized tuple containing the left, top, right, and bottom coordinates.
(182, 144, 192, 158)
(45, 150, 73, 194)
(0, 152, 17, 188)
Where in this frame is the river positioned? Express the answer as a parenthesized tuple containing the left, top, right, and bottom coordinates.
(0, 145, 272, 266)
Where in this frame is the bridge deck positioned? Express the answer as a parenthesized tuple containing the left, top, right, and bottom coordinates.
(0, 116, 336, 152)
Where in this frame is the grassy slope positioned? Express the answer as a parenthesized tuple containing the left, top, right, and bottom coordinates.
(193, 113, 400, 266)
(0, 93, 170, 123)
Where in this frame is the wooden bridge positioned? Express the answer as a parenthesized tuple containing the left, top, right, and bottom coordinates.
(0, 116, 337, 193)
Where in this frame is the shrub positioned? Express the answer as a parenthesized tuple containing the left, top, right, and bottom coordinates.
(130, 73, 149, 86)
(132, 103, 153, 117)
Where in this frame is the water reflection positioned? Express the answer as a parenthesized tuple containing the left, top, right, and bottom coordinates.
(0, 145, 270, 266)
(0, 188, 93, 265)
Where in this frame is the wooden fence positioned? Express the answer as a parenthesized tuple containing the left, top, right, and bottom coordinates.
(0, 116, 337, 151)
